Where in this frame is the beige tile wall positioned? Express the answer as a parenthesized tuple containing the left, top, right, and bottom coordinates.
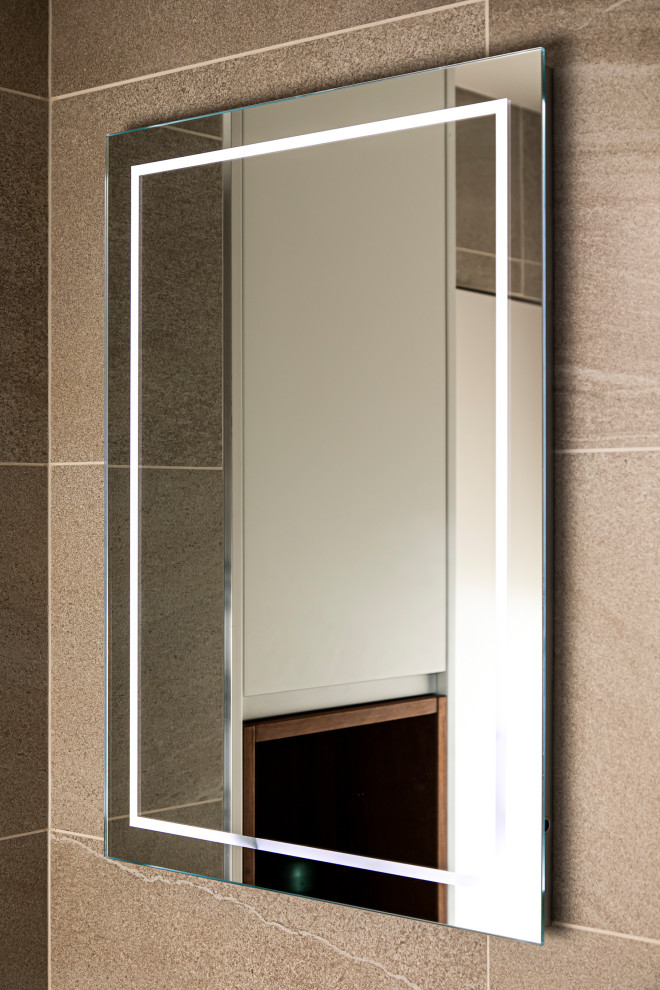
(4, 0, 658, 985)
(454, 87, 543, 302)
(0, 4, 49, 988)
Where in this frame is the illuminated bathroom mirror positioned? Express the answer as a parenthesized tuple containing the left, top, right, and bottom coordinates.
(105, 47, 551, 943)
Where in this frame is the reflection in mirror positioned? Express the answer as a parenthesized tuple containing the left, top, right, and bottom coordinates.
(106, 48, 550, 943)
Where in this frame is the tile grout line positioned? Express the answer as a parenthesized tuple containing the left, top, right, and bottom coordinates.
(0, 84, 49, 102)
(166, 124, 223, 141)
(49, 462, 224, 469)
(50, 0, 483, 102)
(47, 0, 53, 978)
(51, 828, 104, 842)
(108, 796, 223, 822)
(459, 246, 541, 264)
(553, 922, 660, 947)
(556, 446, 660, 455)
(40, 449, 660, 468)
(0, 828, 49, 843)
(109, 463, 224, 471)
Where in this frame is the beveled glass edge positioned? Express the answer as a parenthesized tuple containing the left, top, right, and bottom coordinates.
(541, 51, 553, 945)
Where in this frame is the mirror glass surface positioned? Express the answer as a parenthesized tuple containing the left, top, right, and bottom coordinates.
(106, 48, 550, 943)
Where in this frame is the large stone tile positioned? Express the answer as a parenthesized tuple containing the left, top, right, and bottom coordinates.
(0, 832, 48, 990)
(455, 104, 496, 255)
(523, 260, 542, 302)
(552, 451, 660, 938)
(107, 802, 226, 881)
(491, 0, 660, 448)
(455, 92, 523, 261)
(456, 251, 523, 296)
(0, 0, 48, 96)
(50, 0, 472, 96)
(491, 925, 660, 990)
(0, 467, 48, 837)
(521, 106, 542, 265)
(107, 467, 224, 821)
(51, 4, 485, 462)
(51, 833, 487, 990)
(51, 465, 105, 835)
(106, 127, 224, 467)
(0, 92, 48, 462)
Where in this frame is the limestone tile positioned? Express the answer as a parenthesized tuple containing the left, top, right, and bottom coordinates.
(523, 260, 542, 302)
(0, 92, 48, 462)
(51, 465, 105, 836)
(51, 4, 485, 462)
(51, 0, 471, 97)
(552, 451, 660, 938)
(455, 107, 496, 255)
(456, 250, 522, 296)
(455, 89, 522, 262)
(521, 107, 542, 264)
(51, 833, 487, 990)
(0, 0, 48, 96)
(0, 832, 48, 990)
(168, 115, 224, 138)
(491, 0, 660, 448)
(106, 127, 224, 467)
(457, 248, 495, 293)
(107, 467, 224, 821)
(0, 467, 48, 837)
(491, 925, 660, 990)
(107, 802, 226, 881)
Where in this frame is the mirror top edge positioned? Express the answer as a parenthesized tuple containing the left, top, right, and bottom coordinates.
(104, 46, 546, 140)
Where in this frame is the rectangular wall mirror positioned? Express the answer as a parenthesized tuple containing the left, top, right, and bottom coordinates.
(105, 47, 552, 944)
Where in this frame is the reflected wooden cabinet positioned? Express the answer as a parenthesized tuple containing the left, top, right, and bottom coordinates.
(243, 696, 447, 922)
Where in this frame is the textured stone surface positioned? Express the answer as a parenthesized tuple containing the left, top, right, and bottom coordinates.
(552, 451, 660, 938)
(51, 465, 105, 835)
(491, 0, 660, 449)
(106, 126, 224, 466)
(456, 251, 524, 296)
(107, 466, 224, 820)
(0, 832, 48, 990)
(51, 0, 471, 96)
(51, 833, 487, 990)
(51, 4, 485, 462)
(0, 0, 48, 96)
(0, 467, 48, 837)
(0, 92, 48, 462)
(491, 925, 660, 990)
(46, 0, 660, 982)
(107, 803, 226, 881)
(523, 260, 542, 301)
(454, 87, 543, 300)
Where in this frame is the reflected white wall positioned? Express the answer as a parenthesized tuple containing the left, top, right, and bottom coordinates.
(240, 76, 448, 704)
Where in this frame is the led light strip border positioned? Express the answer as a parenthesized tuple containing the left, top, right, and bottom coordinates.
(129, 99, 509, 887)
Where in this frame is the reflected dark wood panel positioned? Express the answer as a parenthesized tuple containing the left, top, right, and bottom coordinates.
(243, 696, 446, 922)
